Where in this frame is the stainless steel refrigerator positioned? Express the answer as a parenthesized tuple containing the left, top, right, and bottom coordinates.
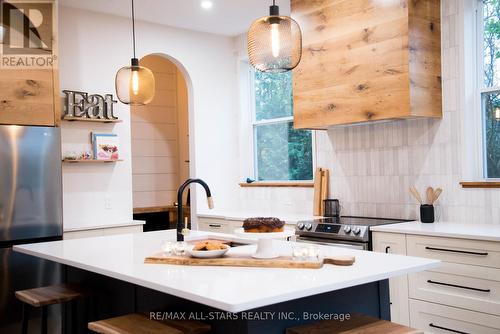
(0, 125, 63, 333)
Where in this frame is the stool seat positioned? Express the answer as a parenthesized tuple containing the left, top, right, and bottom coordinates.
(15, 284, 85, 307)
(286, 314, 423, 334)
(88, 313, 211, 334)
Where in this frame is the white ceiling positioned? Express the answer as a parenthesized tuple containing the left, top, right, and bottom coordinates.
(60, 0, 291, 37)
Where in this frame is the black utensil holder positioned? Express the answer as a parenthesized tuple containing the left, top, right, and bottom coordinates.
(420, 204, 435, 223)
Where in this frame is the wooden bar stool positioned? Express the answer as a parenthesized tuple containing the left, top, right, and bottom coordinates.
(88, 313, 211, 334)
(286, 313, 423, 334)
(15, 284, 85, 334)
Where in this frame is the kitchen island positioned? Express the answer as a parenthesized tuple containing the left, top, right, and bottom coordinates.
(14, 229, 439, 333)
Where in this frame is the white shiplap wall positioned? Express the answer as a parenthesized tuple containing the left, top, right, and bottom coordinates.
(236, 0, 500, 224)
(131, 55, 181, 208)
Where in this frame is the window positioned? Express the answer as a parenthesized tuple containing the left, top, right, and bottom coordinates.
(250, 68, 313, 181)
(479, 0, 500, 178)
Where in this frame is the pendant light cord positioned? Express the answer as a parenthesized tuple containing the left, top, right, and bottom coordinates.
(131, 0, 137, 59)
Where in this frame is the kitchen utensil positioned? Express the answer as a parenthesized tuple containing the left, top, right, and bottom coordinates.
(323, 199, 341, 217)
(426, 187, 434, 204)
(420, 204, 435, 223)
(144, 254, 355, 269)
(409, 186, 423, 204)
(433, 188, 443, 203)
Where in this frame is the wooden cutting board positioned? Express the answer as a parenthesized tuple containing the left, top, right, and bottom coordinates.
(313, 167, 323, 215)
(144, 254, 355, 269)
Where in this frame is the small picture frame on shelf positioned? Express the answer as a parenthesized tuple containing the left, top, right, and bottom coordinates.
(91, 133, 120, 160)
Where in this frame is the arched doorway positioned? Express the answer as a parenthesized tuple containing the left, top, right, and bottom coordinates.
(130, 54, 192, 230)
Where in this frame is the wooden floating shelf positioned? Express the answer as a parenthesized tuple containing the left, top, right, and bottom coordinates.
(239, 182, 314, 188)
(62, 116, 122, 123)
(62, 159, 123, 163)
(460, 181, 500, 188)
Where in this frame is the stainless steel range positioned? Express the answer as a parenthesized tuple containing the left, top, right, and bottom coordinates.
(295, 216, 411, 250)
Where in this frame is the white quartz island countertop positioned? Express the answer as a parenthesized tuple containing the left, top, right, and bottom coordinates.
(14, 230, 439, 313)
(371, 221, 500, 242)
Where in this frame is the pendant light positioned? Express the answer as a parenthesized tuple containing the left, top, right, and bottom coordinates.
(247, 0, 302, 73)
(115, 0, 155, 105)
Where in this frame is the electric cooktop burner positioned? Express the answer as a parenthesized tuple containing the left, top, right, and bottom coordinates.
(310, 216, 411, 227)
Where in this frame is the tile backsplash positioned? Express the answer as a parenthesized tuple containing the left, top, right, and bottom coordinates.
(237, 0, 500, 224)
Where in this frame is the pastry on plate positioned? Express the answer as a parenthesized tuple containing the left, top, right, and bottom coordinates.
(193, 241, 228, 251)
(243, 217, 285, 233)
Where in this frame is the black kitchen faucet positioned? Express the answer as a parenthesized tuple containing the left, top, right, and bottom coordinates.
(176, 178, 213, 241)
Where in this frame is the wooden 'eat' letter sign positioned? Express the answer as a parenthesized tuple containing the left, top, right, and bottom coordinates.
(63, 90, 118, 120)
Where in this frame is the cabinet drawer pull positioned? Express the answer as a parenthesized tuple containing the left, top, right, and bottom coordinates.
(425, 246, 488, 256)
(208, 224, 221, 228)
(427, 280, 491, 293)
(429, 323, 470, 334)
(385, 246, 391, 253)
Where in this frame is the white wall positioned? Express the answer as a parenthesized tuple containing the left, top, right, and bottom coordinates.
(233, 0, 500, 224)
(59, 6, 239, 230)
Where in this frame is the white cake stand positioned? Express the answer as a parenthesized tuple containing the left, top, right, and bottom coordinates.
(234, 228, 295, 259)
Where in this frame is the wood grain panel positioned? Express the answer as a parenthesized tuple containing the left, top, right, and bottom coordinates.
(0, 69, 55, 125)
(145, 254, 354, 268)
(292, 0, 442, 129)
(286, 313, 422, 334)
(0, 0, 59, 126)
(408, 0, 442, 118)
(88, 314, 185, 334)
(460, 182, 500, 189)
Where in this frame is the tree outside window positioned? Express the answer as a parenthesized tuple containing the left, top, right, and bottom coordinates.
(252, 69, 313, 181)
(481, 0, 500, 178)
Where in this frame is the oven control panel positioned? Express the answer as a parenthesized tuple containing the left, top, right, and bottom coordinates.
(296, 221, 369, 242)
(315, 224, 340, 233)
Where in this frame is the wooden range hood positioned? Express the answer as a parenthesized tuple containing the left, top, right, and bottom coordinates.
(291, 0, 442, 129)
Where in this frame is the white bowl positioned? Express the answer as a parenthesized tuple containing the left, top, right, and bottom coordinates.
(187, 245, 229, 259)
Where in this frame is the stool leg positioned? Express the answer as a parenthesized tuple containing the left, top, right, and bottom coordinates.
(41, 306, 48, 334)
(21, 303, 29, 334)
(71, 300, 78, 334)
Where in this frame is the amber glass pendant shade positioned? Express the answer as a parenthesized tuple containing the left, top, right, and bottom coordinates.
(115, 0, 155, 105)
(247, 2, 302, 73)
(116, 58, 155, 105)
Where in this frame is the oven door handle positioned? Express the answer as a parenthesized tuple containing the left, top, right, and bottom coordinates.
(296, 237, 367, 250)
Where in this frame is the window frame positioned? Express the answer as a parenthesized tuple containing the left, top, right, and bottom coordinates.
(476, 0, 500, 180)
(247, 65, 316, 182)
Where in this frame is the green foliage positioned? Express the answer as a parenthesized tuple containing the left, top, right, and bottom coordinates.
(254, 71, 293, 120)
(483, 0, 500, 177)
(253, 70, 313, 181)
(256, 122, 313, 181)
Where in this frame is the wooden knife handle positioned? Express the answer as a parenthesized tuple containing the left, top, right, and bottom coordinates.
(323, 256, 355, 266)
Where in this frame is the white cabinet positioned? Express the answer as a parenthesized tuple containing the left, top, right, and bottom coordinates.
(409, 299, 500, 333)
(372, 232, 410, 326)
(406, 235, 500, 269)
(64, 224, 143, 239)
(374, 230, 500, 333)
(406, 235, 500, 321)
(408, 262, 500, 316)
(197, 217, 245, 234)
(198, 218, 231, 234)
(197, 217, 294, 236)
